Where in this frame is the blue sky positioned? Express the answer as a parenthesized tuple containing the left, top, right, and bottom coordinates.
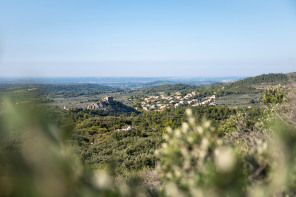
(0, 0, 295, 77)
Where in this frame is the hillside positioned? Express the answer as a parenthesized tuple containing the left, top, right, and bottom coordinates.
(212, 73, 295, 107)
(135, 73, 295, 95)
(129, 73, 295, 109)
(135, 84, 196, 94)
(217, 72, 296, 95)
(287, 72, 296, 83)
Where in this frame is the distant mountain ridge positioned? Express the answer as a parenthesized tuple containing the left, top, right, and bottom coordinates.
(0, 76, 244, 88)
(228, 73, 289, 86)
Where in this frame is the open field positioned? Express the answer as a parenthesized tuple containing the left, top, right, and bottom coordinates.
(215, 93, 262, 107)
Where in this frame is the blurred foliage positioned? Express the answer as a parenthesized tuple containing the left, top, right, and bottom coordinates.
(0, 96, 155, 197)
(156, 86, 296, 197)
(156, 110, 247, 197)
(262, 85, 286, 105)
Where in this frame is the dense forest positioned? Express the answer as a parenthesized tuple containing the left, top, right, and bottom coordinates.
(67, 104, 262, 175)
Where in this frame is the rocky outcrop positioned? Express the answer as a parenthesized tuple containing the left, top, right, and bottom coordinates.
(87, 98, 138, 113)
(87, 101, 107, 110)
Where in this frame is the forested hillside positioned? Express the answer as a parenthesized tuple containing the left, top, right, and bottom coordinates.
(219, 73, 290, 94)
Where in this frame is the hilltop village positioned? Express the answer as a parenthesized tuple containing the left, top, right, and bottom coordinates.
(87, 96, 114, 110)
(86, 93, 216, 112)
(87, 96, 138, 113)
(134, 91, 216, 111)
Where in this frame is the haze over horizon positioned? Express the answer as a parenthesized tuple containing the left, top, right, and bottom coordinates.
(0, 0, 295, 77)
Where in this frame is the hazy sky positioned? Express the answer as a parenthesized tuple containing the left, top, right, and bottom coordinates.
(0, 0, 295, 77)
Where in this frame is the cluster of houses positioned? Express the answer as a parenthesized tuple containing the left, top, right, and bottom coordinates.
(136, 91, 216, 111)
